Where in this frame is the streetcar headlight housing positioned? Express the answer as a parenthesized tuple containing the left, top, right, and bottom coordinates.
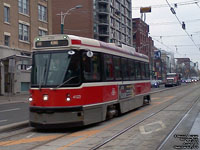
(66, 93, 71, 102)
(43, 95, 49, 101)
(28, 97, 33, 102)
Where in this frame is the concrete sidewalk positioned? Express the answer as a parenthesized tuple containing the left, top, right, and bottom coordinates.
(0, 94, 29, 104)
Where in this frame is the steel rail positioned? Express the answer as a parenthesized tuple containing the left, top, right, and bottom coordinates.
(89, 85, 200, 150)
(156, 96, 200, 150)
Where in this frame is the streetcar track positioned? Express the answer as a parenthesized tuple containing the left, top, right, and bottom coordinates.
(0, 83, 199, 150)
(156, 96, 200, 150)
(89, 84, 200, 150)
(0, 127, 33, 143)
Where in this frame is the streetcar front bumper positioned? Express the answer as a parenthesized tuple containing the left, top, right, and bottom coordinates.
(29, 106, 84, 128)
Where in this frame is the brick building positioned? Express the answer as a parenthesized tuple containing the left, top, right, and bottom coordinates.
(0, 0, 52, 95)
(132, 18, 154, 78)
(132, 18, 149, 54)
(51, 0, 132, 46)
(175, 58, 191, 78)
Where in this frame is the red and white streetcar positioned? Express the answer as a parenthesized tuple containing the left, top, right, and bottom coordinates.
(29, 34, 151, 128)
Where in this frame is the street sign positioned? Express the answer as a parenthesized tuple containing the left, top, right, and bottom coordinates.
(140, 7, 152, 13)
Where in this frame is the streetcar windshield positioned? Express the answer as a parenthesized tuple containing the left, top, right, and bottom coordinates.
(166, 74, 176, 78)
(31, 50, 81, 87)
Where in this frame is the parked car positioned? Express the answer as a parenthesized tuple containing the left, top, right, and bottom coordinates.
(151, 80, 160, 88)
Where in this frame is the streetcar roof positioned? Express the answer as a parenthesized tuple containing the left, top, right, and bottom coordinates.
(33, 34, 149, 61)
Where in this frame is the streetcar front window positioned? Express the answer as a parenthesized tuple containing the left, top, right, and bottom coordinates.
(31, 50, 81, 87)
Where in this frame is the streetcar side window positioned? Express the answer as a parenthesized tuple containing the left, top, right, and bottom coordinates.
(82, 52, 101, 82)
(129, 59, 135, 80)
(121, 58, 129, 80)
(145, 63, 150, 80)
(113, 56, 122, 80)
(135, 61, 141, 80)
(141, 62, 145, 80)
(104, 54, 114, 81)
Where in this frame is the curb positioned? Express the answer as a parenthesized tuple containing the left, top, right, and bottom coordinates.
(149, 83, 188, 95)
(0, 121, 29, 132)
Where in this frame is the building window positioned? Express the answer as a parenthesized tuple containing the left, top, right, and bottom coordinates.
(39, 29, 47, 36)
(18, 0, 29, 15)
(4, 6, 10, 23)
(21, 82, 30, 91)
(38, 5, 47, 22)
(4, 35, 10, 46)
(19, 23, 29, 42)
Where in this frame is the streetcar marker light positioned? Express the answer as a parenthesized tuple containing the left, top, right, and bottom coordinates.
(43, 95, 48, 101)
(68, 50, 75, 55)
(71, 39, 81, 45)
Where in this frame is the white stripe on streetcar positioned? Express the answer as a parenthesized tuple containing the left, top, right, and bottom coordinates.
(0, 108, 21, 113)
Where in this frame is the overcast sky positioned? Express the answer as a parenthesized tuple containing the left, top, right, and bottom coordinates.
(132, 0, 200, 67)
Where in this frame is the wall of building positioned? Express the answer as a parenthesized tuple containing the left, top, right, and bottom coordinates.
(51, 0, 94, 38)
(51, 0, 132, 46)
(0, 0, 51, 95)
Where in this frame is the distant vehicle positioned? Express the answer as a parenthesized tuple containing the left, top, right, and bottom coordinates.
(151, 80, 159, 88)
(157, 80, 163, 85)
(186, 78, 192, 83)
(181, 78, 186, 83)
(165, 73, 181, 87)
(191, 77, 198, 82)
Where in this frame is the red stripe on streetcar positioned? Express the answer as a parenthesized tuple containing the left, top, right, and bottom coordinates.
(71, 39, 82, 45)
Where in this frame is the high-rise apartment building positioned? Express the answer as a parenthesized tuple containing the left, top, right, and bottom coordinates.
(52, 0, 132, 46)
(0, 0, 52, 95)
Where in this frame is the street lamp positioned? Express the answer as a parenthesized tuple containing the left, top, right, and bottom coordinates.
(57, 5, 82, 34)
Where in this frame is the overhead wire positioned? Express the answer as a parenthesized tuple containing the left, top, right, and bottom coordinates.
(165, 0, 200, 50)
(149, 18, 200, 26)
(132, 0, 200, 9)
(195, 1, 200, 8)
(151, 33, 199, 38)
(152, 37, 176, 53)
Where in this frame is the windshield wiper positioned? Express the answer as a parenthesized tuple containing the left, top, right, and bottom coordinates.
(54, 76, 78, 89)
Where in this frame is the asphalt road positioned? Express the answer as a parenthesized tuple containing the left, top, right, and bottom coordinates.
(0, 82, 199, 150)
(0, 102, 29, 127)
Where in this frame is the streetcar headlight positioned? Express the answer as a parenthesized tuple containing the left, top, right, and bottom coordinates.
(43, 95, 48, 101)
(66, 94, 71, 102)
(28, 97, 33, 102)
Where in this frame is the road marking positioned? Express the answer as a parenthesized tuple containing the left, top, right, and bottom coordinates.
(139, 121, 166, 134)
(0, 135, 61, 146)
(0, 95, 176, 148)
(0, 120, 7, 123)
(26, 133, 35, 138)
(0, 108, 21, 113)
(152, 97, 160, 100)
